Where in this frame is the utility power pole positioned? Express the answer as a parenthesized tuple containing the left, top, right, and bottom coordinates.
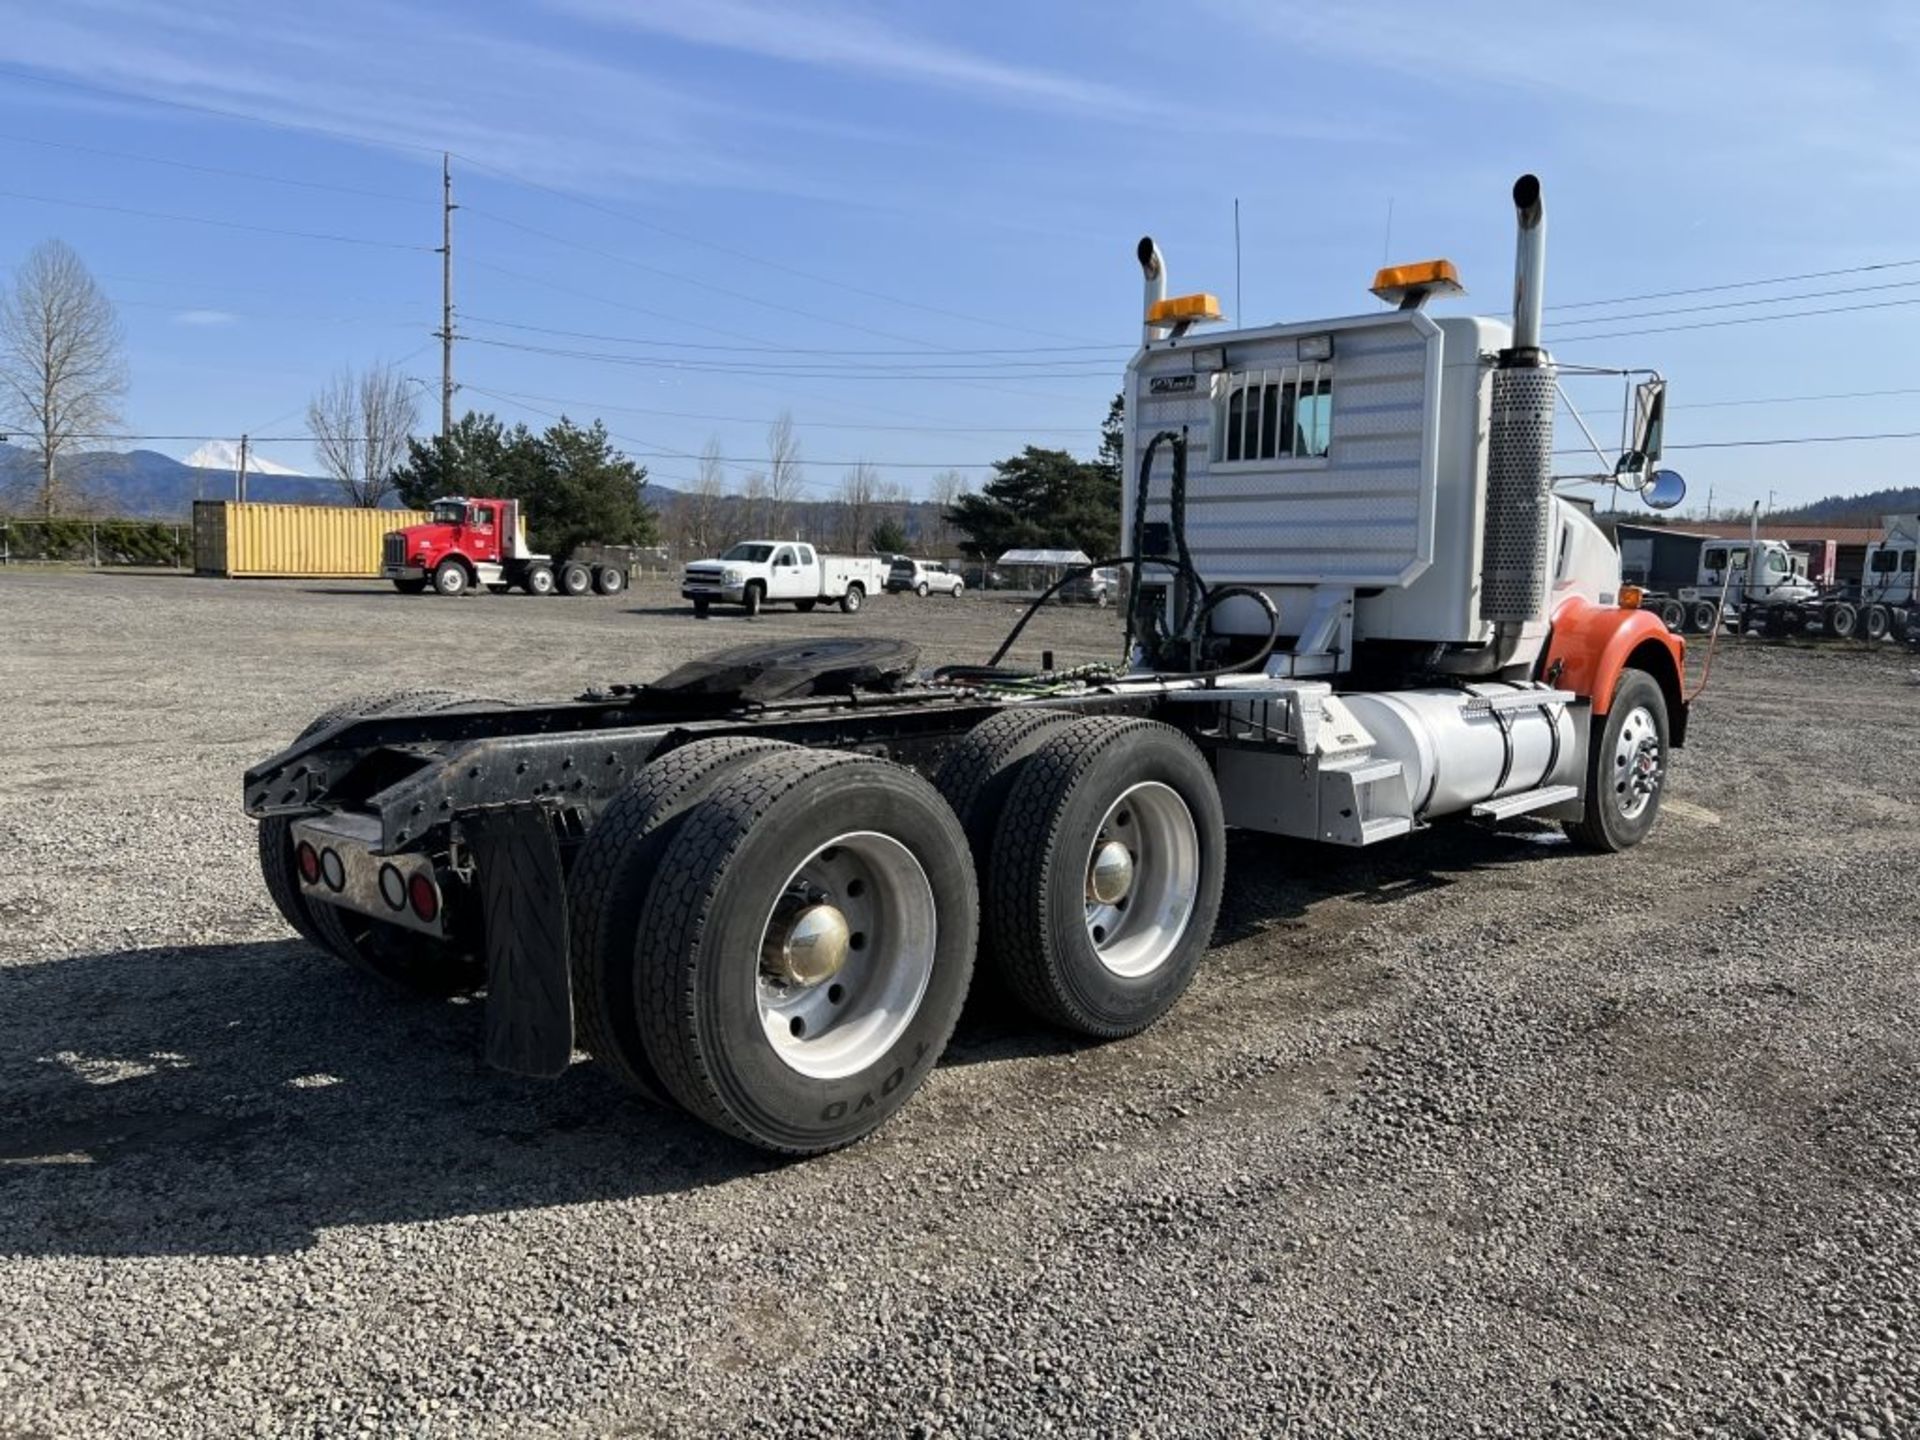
(236, 433, 250, 503)
(438, 152, 456, 439)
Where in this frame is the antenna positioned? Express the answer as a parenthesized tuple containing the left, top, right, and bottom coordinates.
(1382, 197, 1394, 266)
(1233, 198, 1242, 321)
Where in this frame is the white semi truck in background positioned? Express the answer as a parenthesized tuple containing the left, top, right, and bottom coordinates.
(1648, 513, 1920, 641)
(247, 174, 1694, 1156)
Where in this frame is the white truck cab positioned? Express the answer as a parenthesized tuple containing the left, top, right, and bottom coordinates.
(681, 541, 889, 616)
(1686, 540, 1818, 609)
(1863, 515, 1919, 607)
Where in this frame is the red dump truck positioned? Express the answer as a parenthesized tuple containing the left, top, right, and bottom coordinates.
(382, 496, 638, 597)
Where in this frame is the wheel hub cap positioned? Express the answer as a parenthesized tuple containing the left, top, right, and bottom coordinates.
(1087, 840, 1134, 905)
(761, 900, 851, 986)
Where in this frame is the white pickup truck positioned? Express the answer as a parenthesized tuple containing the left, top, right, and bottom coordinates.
(681, 541, 889, 617)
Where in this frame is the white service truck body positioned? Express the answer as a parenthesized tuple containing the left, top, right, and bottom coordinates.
(682, 541, 888, 615)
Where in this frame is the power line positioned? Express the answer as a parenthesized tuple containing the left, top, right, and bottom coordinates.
(1550, 294, 1920, 343)
(0, 187, 433, 251)
(1551, 257, 1920, 312)
(1550, 276, 1920, 327)
(461, 384, 1090, 434)
(0, 63, 447, 160)
(453, 151, 1100, 345)
(0, 130, 434, 205)
(1677, 385, 1920, 410)
(461, 334, 1116, 380)
(463, 204, 983, 350)
(459, 313, 1128, 358)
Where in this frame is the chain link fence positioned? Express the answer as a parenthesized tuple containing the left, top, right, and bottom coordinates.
(0, 518, 191, 569)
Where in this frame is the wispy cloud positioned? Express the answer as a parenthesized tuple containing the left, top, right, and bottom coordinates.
(548, 0, 1149, 117)
(0, 0, 900, 200)
(1208, 0, 1920, 182)
(172, 309, 238, 326)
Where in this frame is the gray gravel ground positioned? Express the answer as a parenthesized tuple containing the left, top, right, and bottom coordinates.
(1, 569, 1916, 1439)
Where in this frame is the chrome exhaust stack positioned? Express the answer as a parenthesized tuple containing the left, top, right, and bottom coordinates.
(1479, 173, 1557, 637)
(1509, 173, 1547, 357)
(1137, 236, 1167, 345)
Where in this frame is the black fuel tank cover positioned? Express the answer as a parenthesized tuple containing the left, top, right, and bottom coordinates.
(645, 636, 922, 704)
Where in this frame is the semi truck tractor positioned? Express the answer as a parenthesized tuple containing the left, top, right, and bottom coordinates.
(1649, 514, 1919, 641)
(247, 174, 1692, 1155)
(382, 497, 638, 597)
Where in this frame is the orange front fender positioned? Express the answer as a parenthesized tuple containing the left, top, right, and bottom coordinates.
(1539, 598, 1689, 745)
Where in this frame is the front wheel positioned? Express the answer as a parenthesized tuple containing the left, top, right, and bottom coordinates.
(632, 750, 979, 1154)
(692, 597, 711, 617)
(743, 582, 764, 617)
(433, 560, 468, 596)
(1564, 668, 1670, 852)
(950, 581, 964, 598)
(840, 583, 864, 615)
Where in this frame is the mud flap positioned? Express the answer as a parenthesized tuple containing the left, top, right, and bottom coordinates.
(463, 805, 574, 1079)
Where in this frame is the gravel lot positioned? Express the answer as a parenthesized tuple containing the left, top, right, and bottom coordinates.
(2, 568, 1916, 1439)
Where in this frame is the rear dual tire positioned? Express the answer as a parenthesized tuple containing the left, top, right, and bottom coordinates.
(574, 747, 978, 1153)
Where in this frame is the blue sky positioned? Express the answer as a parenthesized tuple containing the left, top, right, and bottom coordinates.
(0, 0, 1915, 511)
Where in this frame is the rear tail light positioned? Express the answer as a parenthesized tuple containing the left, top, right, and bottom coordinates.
(296, 841, 321, 885)
(319, 848, 347, 892)
(408, 873, 440, 923)
(377, 864, 408, 911)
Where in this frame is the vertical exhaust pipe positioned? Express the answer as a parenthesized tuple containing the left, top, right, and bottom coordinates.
(1137, 236, 1167, 345)
(1509, 173, 1546, 357)
(1477, 173, 1557, 643)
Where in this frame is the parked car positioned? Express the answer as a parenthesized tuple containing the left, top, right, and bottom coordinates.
(1058, 566, 1121, 606)
(885, 558, 965, 597)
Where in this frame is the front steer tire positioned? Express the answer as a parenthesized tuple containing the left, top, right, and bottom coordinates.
(433, 560, 468, 596)
(632, 749, 978, 1154)
(984, 718, 1225, 1039)
(566, 736, 801, 1106)
(1564, 667, 1670, 853)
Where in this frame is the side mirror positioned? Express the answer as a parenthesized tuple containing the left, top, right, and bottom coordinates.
(1612, 378, 1667, 482)
(1642, 468, 1686, 511)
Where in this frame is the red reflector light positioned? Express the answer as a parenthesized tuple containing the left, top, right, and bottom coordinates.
(296, 841, 321, 885)
(408, 872, 440, 922)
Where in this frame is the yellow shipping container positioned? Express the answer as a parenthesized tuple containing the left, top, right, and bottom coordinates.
(192, 500, 429, 578)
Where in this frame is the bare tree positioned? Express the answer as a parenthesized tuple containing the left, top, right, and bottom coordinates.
(766, 410, 804, 537)
(0, 239, 127, 518)
(674, 434, 730, 556)
(307, 364, 419, 507)
(837, 461, 880, 552)
(740, 468, 771, 537)
(926, 469, 969, 554)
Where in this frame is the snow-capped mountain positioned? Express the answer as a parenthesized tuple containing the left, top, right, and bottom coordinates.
(182, 439, 307, 477)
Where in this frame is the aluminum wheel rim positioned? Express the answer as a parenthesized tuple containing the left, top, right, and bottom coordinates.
(1612, 705, 1663, 821)
(755, 831, 936, 1080)
(1083, 781, 1199, 978)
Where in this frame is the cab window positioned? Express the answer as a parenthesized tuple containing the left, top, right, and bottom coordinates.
(797, 546, 815, 565)
(773, 547, 795, 567)
(471, 506, 495, 528)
